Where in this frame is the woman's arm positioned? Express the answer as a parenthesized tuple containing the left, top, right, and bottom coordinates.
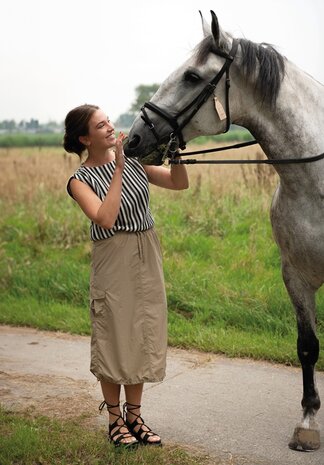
(69, 136, 125, 229)
(69, 166, 123, 230)
(144, 157, 189, 190)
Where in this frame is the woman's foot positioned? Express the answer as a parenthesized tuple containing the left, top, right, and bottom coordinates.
(99, 401, 138, 448)
(123, 402, 162, 446)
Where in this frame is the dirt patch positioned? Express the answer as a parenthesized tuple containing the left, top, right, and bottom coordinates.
(0, 370, 100, 426)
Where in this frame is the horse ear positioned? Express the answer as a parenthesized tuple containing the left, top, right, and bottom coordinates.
(199, 10, 211, 38)
(210, 10, 220, 47)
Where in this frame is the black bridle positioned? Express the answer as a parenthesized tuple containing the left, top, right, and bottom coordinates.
(139, 38, 324, 167)
(140, 39, 240, 159)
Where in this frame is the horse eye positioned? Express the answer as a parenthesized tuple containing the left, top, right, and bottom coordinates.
(184, 71, 202, 84)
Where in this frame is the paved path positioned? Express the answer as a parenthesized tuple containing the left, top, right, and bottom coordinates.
(1, 325, 324, 465)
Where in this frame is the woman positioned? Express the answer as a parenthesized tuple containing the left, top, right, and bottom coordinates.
(64, 104, 188, 448)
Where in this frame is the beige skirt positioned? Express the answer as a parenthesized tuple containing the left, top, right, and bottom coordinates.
(89, 228, 167, 385)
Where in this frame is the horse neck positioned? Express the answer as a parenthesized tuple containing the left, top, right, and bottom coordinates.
(234, 61, 324, 191)
(236, 61, 324, 154)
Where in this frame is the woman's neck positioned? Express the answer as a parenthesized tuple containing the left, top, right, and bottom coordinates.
(83, 149, 115, 167)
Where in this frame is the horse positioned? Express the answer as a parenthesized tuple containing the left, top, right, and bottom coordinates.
(123, 11, 324, 451)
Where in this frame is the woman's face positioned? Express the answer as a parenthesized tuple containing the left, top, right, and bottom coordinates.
(86, 109, 116, 149)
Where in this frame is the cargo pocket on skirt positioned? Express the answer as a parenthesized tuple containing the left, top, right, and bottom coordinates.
(89, 287, 107, 379)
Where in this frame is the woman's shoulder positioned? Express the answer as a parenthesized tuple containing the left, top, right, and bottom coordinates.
(67, 165, 94, 197)
(71, 165, 93, 181)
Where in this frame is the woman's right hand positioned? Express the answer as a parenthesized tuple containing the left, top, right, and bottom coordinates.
(115, 132, 126, 171)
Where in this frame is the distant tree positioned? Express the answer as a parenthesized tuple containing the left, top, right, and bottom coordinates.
(26, 118, 39, 131)
(18, 120, 26, 131)
(114, 113, 136, 129)
(0, 119, 16, 131)
(44, 120, 64, 132)
(130, 83, 160, 113)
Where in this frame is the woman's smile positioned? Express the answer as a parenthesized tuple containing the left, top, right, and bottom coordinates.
(106, 130, 115, 139)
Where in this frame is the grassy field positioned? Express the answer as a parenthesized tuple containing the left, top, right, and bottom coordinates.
(0, 132, 64, 147)
(1, 143, 324, 465)
(0, 144, 323, 368)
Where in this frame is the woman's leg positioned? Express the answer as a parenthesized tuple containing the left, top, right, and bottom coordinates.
(100, 381, 121, 420)
(100, 380, 137, 445)
(124, 383, 161, 444)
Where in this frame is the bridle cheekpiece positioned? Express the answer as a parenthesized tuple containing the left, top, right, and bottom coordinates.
(139, 39, 239, 163)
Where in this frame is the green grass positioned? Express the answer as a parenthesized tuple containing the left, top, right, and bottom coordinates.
(1, 183, 323, 368)
(0, 132, 64, 147)
(0, 408, 211, 465)
(189, 128, 253, 144)
(0, 128, 251, 148)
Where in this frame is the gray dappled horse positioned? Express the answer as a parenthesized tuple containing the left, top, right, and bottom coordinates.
(124, 11, 324, 451)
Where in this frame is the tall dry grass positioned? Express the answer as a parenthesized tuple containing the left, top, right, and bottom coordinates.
(181, 142, 278, 197)
(0, 142, 279, 207)
(0, 147, 79, 205)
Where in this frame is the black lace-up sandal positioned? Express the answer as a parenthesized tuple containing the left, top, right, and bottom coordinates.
(99, 401, 138, 449)
(123, 402, 162, 447)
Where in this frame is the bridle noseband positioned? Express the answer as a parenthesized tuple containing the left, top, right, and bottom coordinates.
(140, 39, 239, 159)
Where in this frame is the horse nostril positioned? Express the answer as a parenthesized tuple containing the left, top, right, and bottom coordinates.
(128, 134, 141, 149)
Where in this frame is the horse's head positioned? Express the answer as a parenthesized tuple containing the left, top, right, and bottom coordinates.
(124, 11, 239, 164)
(124, 11, 285, 165)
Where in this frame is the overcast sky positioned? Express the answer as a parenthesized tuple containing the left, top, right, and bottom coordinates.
(1, 0, 323, 123)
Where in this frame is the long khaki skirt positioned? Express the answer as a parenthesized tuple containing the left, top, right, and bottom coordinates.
(89, 228, 167, 385)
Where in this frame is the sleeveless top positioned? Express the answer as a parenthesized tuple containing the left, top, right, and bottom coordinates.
(67, 157, 154, 241)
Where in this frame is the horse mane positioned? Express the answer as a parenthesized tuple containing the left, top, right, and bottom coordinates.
(195, 35, 286, 108)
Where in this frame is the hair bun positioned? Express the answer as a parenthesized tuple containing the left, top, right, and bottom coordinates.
(63, 104, 99, 157)
(63, 132, 85, 156)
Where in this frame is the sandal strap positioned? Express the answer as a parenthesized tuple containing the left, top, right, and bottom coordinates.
(99, 401, 137, 446)
(109, 420, 134, 442)
(123, 401, 141, 413)
(123, 402, 160, 442)
(99, 400, 120, 413)
(132, 423, 156, 440)
(123, 402, 143, 424)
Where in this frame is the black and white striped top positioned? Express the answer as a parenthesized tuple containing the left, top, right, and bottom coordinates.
(67, 157, 154, 241)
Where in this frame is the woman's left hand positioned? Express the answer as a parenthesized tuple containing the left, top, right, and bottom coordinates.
(115, 132, 126, 171)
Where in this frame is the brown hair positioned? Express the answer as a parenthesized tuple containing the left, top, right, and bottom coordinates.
(63, 104, 99, 156)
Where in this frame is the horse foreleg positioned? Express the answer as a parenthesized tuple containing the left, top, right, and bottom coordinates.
(282, 261, 321, 451)
(290, 322, 321, 451)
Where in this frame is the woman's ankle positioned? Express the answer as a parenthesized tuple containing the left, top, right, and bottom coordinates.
(99, 400, 122, 425)
(124, 402, 141, 422)
(108, 408, 122, 424)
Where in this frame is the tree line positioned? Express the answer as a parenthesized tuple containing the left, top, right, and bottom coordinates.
(1, 84, 160, 133)
(0, 118, 63, 133)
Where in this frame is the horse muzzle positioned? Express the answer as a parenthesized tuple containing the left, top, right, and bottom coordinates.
(123, 129, 178, 165)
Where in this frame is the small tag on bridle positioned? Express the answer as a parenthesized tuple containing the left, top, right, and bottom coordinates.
(214, 96, 226, 121)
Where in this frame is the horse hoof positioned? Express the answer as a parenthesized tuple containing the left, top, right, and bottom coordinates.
(289, 425, 320, 451)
